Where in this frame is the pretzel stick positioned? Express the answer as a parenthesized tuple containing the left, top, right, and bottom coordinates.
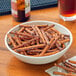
(10, 32, 33, 38)
(56, 43, 62, 51)
(18, 27, 25, 33)
(51, 28, 60, 35)
(53, 71, 76, 76)
(43, 24, 55, 31)
(63, 61, 76, 71)
(63, 61, 76, 68)
(14, 27, 23, 44)
(50, 36, 59, 49)
(31, 25, 39, 44)
(36, 48, 58, 52)
(27, 50, 59, 55)
(64, 34, 70, 38)
(47, 29, 55, 34)
(61, 38, 70, 44)
(19, 36, 31, 40)
(7, 34, 17, 47)
(25, 28, 34, 35)
(45, 32, 52, 39)
(20, 32, 33, 38)
(56, 40, 66, 50)
(39, 38, 55, 56)
(13, 37, 39, 49)
(56, 43, 64, 51)
(68, 60, 76, 64)
(25, 48, 58, 55)
(53, 71, 66, 75)
(31, 25, 39, 36)
(16, 44, 45, 52)
(20, 25, 48, 28)
(35, 26, 46, 44)
(27, 50, 41, 54)
(20, 25, 31, 28)
(26, 50, 40, 55)
(31, 25, 40, 44)
(28, 28, 33, 31)
(41, 30, 50, 45)
(36, 25, 48, 28)
(54, 63, 75, 72)
(19, 49, 27, 55)
(26, 52, 41, 56)
(43, 50, 59, 56)
(14, 35, 22, 45)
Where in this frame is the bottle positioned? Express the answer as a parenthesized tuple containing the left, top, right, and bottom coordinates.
(11, 0, 30, 22)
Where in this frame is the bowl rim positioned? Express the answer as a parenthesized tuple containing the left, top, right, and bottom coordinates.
(5, 20, 73, 59)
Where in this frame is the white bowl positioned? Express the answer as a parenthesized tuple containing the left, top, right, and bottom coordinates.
(5, 21, 73, 64)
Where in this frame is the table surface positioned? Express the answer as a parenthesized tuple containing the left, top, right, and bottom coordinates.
(0, 7, 76, 76)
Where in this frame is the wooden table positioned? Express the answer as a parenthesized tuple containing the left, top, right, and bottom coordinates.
(0, 7, 76, 76)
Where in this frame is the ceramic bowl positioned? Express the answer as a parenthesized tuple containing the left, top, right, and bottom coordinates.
(5, 21, 73, 64)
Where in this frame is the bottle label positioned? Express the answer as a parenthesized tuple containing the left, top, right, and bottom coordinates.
(11, 0, 30, 18)
(11, 0, 18, 17)
(25, 0, 30, 17)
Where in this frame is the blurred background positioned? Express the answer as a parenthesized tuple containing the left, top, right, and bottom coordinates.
(0, 0, 57, 15)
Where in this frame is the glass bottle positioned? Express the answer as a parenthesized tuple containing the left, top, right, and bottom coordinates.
(11, 0, 30, 22)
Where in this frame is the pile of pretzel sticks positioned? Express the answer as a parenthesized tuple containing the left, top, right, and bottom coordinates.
(53, 60, 76, 76)
(7, 24, 70, 57)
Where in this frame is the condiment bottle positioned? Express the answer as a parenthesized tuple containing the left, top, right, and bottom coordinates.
(11, 0, 30, 22)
